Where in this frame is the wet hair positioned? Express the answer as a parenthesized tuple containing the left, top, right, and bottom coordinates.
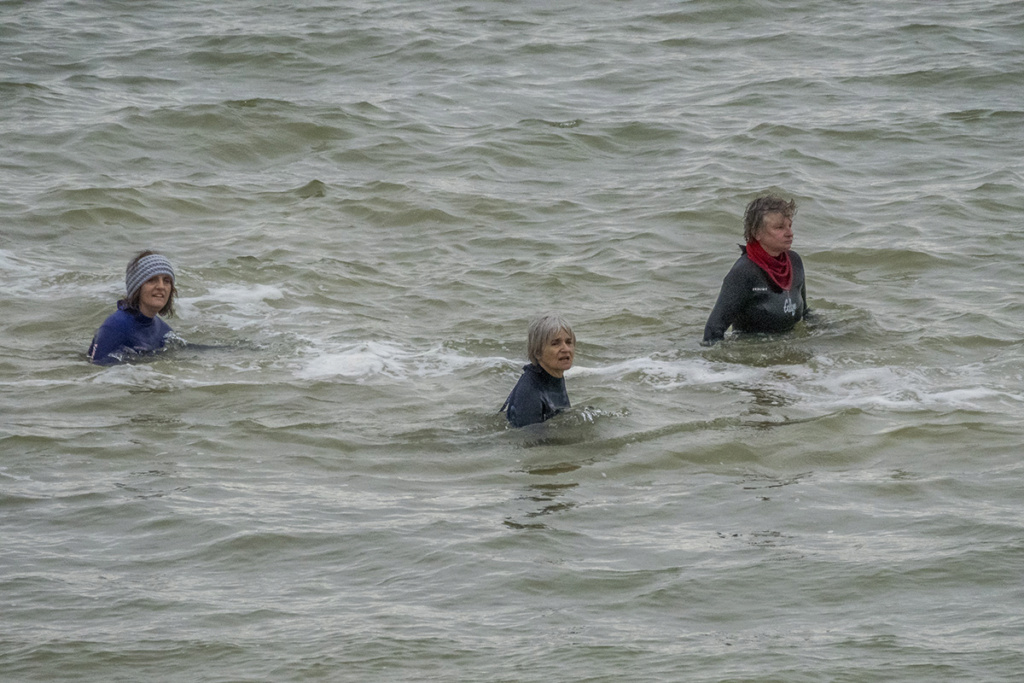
(527, 314, 575, 366)
(743, 194, 797, 243)
(124, 250, 177, 317)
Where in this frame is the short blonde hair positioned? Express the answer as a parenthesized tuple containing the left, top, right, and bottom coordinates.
(527, 314, 575, 365)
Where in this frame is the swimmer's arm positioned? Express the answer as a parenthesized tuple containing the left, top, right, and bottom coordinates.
(506, 388, 545, 428)
(702, 267, 749, 346)
(88, 323, 129, 365)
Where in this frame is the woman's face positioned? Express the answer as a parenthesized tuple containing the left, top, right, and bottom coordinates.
(538, 329, 575, 378)
(138, 274, 173, 317)
(756, 212, 794, 256)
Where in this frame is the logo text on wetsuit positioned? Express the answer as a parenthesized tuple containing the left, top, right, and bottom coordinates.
(784, 297, 797, 315)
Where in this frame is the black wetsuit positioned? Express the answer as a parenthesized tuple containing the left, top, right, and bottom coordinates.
(702, 248, 808, 345)
(502, 363, 570, 428)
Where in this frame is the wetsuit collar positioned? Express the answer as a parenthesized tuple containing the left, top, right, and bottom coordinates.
(117, 299, 156, 324)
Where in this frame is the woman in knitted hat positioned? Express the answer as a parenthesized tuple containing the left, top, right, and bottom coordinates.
(88, 250, 178, 364)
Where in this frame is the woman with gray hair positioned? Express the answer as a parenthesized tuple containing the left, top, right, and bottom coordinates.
(502, 314, 576, 428)
(88, 250, 178, 364)
(702, 193, 809, 345)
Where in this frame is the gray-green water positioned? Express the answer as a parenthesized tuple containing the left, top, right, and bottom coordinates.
(3, 1, 1023, 680)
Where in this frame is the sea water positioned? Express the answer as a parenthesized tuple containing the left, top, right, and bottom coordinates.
(2, 1, 1023, 681)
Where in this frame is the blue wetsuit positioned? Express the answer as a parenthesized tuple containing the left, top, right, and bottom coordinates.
(88, 301, 173, 364)
(703, 248, 808, 345)
(502, 364, 570, 428)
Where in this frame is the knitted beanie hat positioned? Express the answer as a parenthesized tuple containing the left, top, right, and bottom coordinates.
(125, 253, 175, 299)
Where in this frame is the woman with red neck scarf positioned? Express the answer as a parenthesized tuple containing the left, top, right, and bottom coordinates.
(702, 194, 809, 345)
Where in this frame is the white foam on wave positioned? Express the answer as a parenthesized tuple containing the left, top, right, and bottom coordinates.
(176, 284, 287, 329)
(86, 360, 216, 389)
(568, 356, 755, 388)
(574, 354, 1018, 413)
(179, 284, 284, 309)
(757, 363, 1020, 413)
(295, 341, 395, 379)
(88, 362, 176, 385)
(285, 338, 1021, 414)
(294, 340, 490, 381)
(202, 284, 284, 304)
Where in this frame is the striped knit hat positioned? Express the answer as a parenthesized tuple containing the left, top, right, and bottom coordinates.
(125, 253, 175, 299)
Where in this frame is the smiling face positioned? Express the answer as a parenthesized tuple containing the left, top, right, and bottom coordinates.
(537, 328, 575, 378)
(755, 211, 794, 257)
(138, 274, 174, 317)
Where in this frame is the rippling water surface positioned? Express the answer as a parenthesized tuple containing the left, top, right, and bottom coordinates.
(3, 1, 1023, 681)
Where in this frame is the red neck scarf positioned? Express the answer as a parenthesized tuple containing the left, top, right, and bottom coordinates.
(744, 240, 792, 291)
